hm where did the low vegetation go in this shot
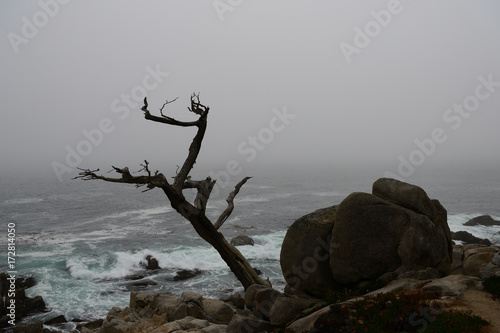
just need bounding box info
[311,291,489,333]
[483,275,500,297]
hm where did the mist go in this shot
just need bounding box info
[1,1,500,182]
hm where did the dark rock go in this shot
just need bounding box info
[280,206,338,299]
[76,318,104,331]
[397,267,443,280]
[141,255,160,270]
[230,235,254,246]
[227,314,274,333]
[451,231,491,246]
[202,298,235,324]
[173,269,202,281]
[373,177,437,218]
[44,315,67,325]
[244,284,267,311]
[269,295,325,327]
[125,280,158,290]
[13,320,43,333]
[253,287,284,319]
[124,274,146,281]
[181,291,203,308]
[0,273,47,328]
[464,215,500,227]
[330,179,452,285]
[373,178,452,254]
[223,293,245,310]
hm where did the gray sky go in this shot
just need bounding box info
[1,1,500,181]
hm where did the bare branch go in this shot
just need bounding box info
[73,166,168,190]
[214,177,252,230]
[183,177,216,212]
[188,92,208,116]
[159,97,179,118]
[141,96,200,127]
[172,94,209,191]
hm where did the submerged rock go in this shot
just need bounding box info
[173,269,202,281]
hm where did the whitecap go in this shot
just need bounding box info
[238,196,271,203]
[3,197,44,205]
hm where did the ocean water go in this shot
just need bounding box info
[1,166,499,329]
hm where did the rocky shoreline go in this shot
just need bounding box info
[2,178,500,332]
[5,241,499,333]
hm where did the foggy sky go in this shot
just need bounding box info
[1,1,500,181]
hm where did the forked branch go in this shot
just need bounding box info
[214,177,252,230]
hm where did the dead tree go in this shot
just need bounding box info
[75,94,270,290]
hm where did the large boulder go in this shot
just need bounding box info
[280,206,338,299]
[330,178,452,284]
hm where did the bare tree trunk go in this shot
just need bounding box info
[75,94,269,290]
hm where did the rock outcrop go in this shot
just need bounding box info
[280,206,338,299]
[140,255,160,270]
[331,180,452,284]
[452,230,492,245]
[281,178,453,297]
[0,274,47,328]
[464,214,500,226]
[80,291,237,333]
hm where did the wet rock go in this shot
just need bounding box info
[223,293,245,310]
[141,255,160,270]
[173,269,201,281]
[230,235,254,246]
[76,318,103,331]
[464,215,500,227]
[13,320,43,333]
[44,315,67,325]
[451,231,491,246]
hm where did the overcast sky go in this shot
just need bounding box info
[1,1,499,182]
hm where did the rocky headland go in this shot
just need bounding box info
[3,178,500,332]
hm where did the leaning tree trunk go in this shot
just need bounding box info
[76,94,269,290]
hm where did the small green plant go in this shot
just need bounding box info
[483,275,500,297]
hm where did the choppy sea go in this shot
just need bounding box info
[1,166,499,330]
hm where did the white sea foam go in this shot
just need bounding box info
[3,197,44,205]
[448,213,500,244]
[238,196,271,203]
[92,206,173,223]
[238,232,285,261]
